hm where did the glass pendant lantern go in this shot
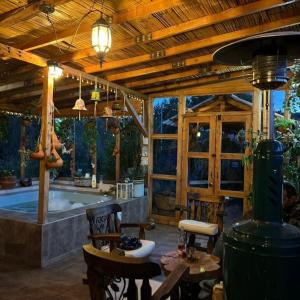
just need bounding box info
[91,15,112,67]
[48,60,63,79]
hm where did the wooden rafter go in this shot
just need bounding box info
[56,0,293,64]
[140,70,246,94]
[85,14,300,74]
[19,0,185,51]
[107,54,213,81]
[0,0,71,27]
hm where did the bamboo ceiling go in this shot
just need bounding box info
[0,0,300,114]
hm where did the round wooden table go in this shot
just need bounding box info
[161,250,221,299]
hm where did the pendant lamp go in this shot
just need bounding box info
[72,74,87,120]
[91,15,112,67]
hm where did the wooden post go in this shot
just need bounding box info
[19,121,27,179]
[38,67,54,224]
[176,94,185,221]
[284,87,291,120]
[115,131,121,182]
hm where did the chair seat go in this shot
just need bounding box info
[179,220,218,236]
[125,239,155,258]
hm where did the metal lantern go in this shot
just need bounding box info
[47,60,63,79]
[72,74,87,120]
[91,16,112,66]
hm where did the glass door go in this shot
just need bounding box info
[215,114,251,197]
[182,116,216,197]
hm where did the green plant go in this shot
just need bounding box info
[276,120,300,193]
[241,129,263,167]
[127,165,147,180]
[0,114,9,142]
[0,169,15,177]
[274,118,296,131]
[287,61,300,113]
[83,119,98,155]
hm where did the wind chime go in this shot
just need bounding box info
[101,82,113,118]
[90,77,100,117]
[72,74,87,120]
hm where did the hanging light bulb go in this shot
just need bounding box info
[72,74,87,120]
[91,14,112,67]
[47,60,63,79]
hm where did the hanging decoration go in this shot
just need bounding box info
[121,90,128,113]
[72,74,87,120]
[90,77,101,118]
[101,82,113,118]
[112,89,122,112]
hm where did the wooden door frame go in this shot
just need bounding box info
[181,111,252,209]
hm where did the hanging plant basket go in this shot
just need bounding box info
[46,148,63,169]
[52,131,62,150]
[31,143,45,160]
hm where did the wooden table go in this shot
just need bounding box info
[161,250,221,299]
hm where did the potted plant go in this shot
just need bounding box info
[0,169,16,189]
[275,118,296,133]
[127,165,146,197]
[73,169,92,187]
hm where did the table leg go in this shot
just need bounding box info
[180,281,200,299]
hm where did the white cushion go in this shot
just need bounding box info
[178,220,218,236]
[125,239,155,258]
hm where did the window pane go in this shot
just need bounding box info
[188,158,209,188]
[220,160,244,191]
[152,180,176,216]
[153,140,177,175]
[153,98,178,134]
[221,122,245,153]
[189,123,210,152]
[186,95,213,110]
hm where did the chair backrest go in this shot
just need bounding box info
[86,203,122,249]
[176,193,224,232]
[188,194,224,231]
[83,244,189,300]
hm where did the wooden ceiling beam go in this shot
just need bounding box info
[0,0,71,27]
[0,43,47,67]
[0,42,147,100]
[107,54,213,81]
[56,0,294,63]
[140,70,246,94]
[20,0,185,51]
[85,14,300,74]
[124,65,241,89]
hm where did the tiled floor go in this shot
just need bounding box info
[0,224,178,300]
[0,200,243,300]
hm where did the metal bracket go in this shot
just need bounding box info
[172,60,186,69]
[150,50,165,59]
[136,33,152,43]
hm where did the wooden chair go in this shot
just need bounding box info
[83,244,189,300]
[176,195,224,253]
[86,203,155,257]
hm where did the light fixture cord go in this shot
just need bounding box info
[79,74,82,98]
